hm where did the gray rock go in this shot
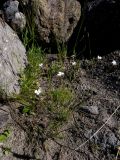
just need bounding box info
[98,131,118,150]
[0,148,3,158]
[0,18,27,96]
[101,111,116,128]
[80,105,99,115]
[11,12,26,31]
[3,0,26,31]
[3,0,19,21]
[84,129,93,138]
[0,104,10,127]
[107,132,117,146]
[22,0,81,45]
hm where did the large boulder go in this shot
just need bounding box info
[0,18,27,96]
[21,0,81,45]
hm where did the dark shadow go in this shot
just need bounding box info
[68,0,120,58]
[12,152,36,160]
[67,0,89,58]
[0,0,5,9]
[86,0,120,57]
[1,146,37,160]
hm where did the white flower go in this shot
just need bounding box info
[39,63,43,68]
[57,71,64,77]
[71,61,77,66]
[34,87,42,95]
[34,90,39,95]
[97,55,102,60]
[112,60,117,66]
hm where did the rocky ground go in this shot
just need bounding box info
[0,50,120,160]
[0,1,120,159]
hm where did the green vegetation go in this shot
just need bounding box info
[9,37,81,143]
[0,130,11,142]
[51,87,73,105]
[14,46,45,110]
[47,61,64,80]
[2,147,11,156]
[9,9,80,144]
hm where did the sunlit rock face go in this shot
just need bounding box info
[0,19,27,96]
[21,0,81,46]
